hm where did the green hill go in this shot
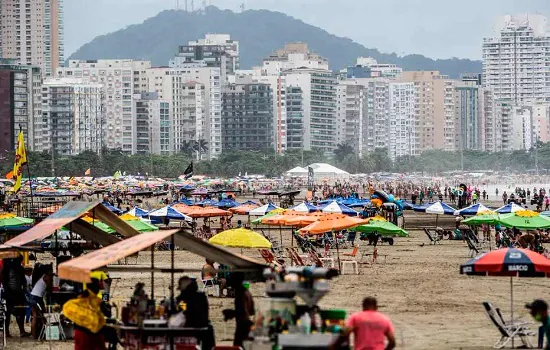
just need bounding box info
[69,6,481,77]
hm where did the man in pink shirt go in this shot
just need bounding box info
[342,297,396,350]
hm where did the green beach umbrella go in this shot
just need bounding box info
[498,210,550,230]
[126,219,159,232]
[352,219,408,237]
[462,212,500,226]
[0,213,33,228]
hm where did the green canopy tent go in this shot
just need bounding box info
[351,220,408,237]
[0,215,34,228]
[462,213,501,226]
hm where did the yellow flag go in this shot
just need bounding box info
[12,131,27,193]
[84,168,91,176]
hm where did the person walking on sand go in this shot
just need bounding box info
[333,296,396,350]
[526,299,550,349]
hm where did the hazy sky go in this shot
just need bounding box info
[64,0,549,60]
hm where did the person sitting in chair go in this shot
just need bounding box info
[201,259,226,297]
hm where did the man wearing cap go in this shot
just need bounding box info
[526,299,550,349]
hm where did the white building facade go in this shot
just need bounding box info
[388,82,416,160]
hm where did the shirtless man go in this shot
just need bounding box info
[201,259,226,297]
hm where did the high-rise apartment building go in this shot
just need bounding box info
[355,57,403,79]
[221,82,274,151]
[388,82,417,159]
[482,88,497,152]
[133,92,171,155]
[262,43,329,75]
[454,78,483,151]
[285,86,304,151]
[170,34,239,84]
[0,59,41,154]
[0,0,63,77]
[360,78,390,151]
[284,68,337,152]
[398,71,447,153]
[145,66,221,158]
[482,15,550,105]
[56,59,152,152]
[496,99,514,152]
[336,82,364,157]
[41,78,104,156]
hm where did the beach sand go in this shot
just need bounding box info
[5,209,547,349]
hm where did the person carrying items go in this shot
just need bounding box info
[2,256,31,337]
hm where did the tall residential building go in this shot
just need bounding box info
[496,99,514,151]
[0,0,63,76]
[172,82,206,157]
[482,15,550,105]
[454,78,483,151]
[443,79,457,151]
[0,59,41,154]
[221,82,274,151]
[482,88,497,152]
[336,82,364,156]
[361,78,390,151]
[284,68,337,152]
[285,85,304,150]
[145,66,221,158]
[262,43,329,75]
[41,78,104,156]
[56,59,152,152]
[532,104,550,143]
[355,57,403,78]
[398,71,447,153]
[388,82,417,159]
[170,34,239,83]
[510,106,533,150]
[133,92,171,155]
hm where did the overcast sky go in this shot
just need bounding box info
[64,0,549,60]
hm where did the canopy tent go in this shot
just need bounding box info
[454,203,492,216]
[260,211,304,226]
[462,212,500,226]
[119,213,159,232]
[249,203,281,216]
[251,208,286,225]
[0,213,34,228]
[495,203,524,214]
[209,228,272,249]
[127,207,149,217]
[307,163,350,180]
[319,201,358,216]
[185,206,232,218]
[299,214,368,235]
[497,210,550,230]
[285,166,308,177]
[79,216,115,234]
[101,201,123,215]
[148,206,192,221]
[229,204,259,215]
[341,198,371,208]
[217,198,240,208]
[416,202,456,215]
[352,218,408,237]
[289,202,319,213]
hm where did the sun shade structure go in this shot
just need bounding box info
[497,210,550,230]
[319,201,358,216]
[495,203,524,214]
[79,216,115,234]
[209,228,272,248]
[119,213,159,232]
[249,203,282,216]
[282,212,328,227]
[453,203,492,216]
[148,205,192,221]
[299,214,368,235]
[289,202,319,213]
[0,213,33,228]
[185,206,232,218]
[352,218,408,237]
[127,207,149,217]
[229,204,259,215]
[462,212,500,226]
[415,201,456,215]
[251,208,286,225]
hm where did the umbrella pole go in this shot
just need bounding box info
[291,227,294,248]
[335,231,341,274]
[170,234,175,311]
[511,276,514,348]
[435,215,439,228]
[279,225,283,248]
[151,244,155,300]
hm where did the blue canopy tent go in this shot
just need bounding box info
[319,201,358,216]
[148,205,192,226]
[101,201,123,215]
[217,198,240,208]
[290,202,319,213]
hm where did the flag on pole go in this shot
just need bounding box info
[183,162,193,180]
[5,170,13,180]
[84,168,91,176]
[12,131,27,193]
[113,170,122,179]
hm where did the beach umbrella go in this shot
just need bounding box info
[148,205,192,221]
[217,198,240,208]
[249,203,281,216]
[185,206,232,218]
[497,210,550,230]
[119,213,159,232]
[289,202,319,213]
[0,213,34,228]
[319,201,358,216]
[251,208,286,224]
[299,214,368,235]
[127,206,149,217]
[241,200,259,206]
[79,216,115,234]
[460,247,550,343]
[351,218,408,237]
[453,203,492,216]
[462,212,500,226]
[495,203,523,214]
[344,199,372,208]
[209,228,272,249]
[421,202,456,215]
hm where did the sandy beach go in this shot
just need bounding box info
[4,202,548,349]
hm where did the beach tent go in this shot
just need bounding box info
[415,202,456,215]
[454,203,492,216]
[290,202,319,213]
[249,203,281,216]
[217,198,240,208]
[462,212,500,226]
[319,201,358,216]
[495,203,523,214]
[497,210,550,230]
[299,214,368,235]
[352,218,408,237]
[101,201,123,215]
[148,206,192,221]
[307,163,350,180]
[341,198,371,208]
[285,166,308,177]
[127,207,149,217]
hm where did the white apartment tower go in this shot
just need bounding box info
[0,0,64,76]
[133,92,171,155]
[336,82,364,157]
[482,15,550,105]
[388,82,417,160]
[56,59,152,153]
[41,78,104,156]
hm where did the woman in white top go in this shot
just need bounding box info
[30,272,52,338]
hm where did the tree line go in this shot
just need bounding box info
[0,145,547,179]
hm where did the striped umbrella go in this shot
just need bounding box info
[453,203,492,216]
[319,201,358,216]
[148,206,192,221]
[289,202,319,213]
[249,203,281,216]
[495,203,524,214]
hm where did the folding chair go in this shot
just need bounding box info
[423,228,440,245]
[465,236,480,258]
[482,302,535,349]
[37,304,66,341]
[198,279,220,297]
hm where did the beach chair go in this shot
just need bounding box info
[37,304,66,341]
[344,231,357,248]
[285,248,305,266]
[198,278,220,297]
[482,302,535,349]
[465,235,480,258]
[423,228,440,245]
[308,250,325,268]
[259,249,284,267]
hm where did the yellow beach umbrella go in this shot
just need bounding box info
[209,228,272,248]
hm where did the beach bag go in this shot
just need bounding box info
[63,294,106,334]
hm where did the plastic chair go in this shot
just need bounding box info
[199,279,220,297]
[37,304,66,341]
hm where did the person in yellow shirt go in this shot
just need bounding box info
[83,271,110,301]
